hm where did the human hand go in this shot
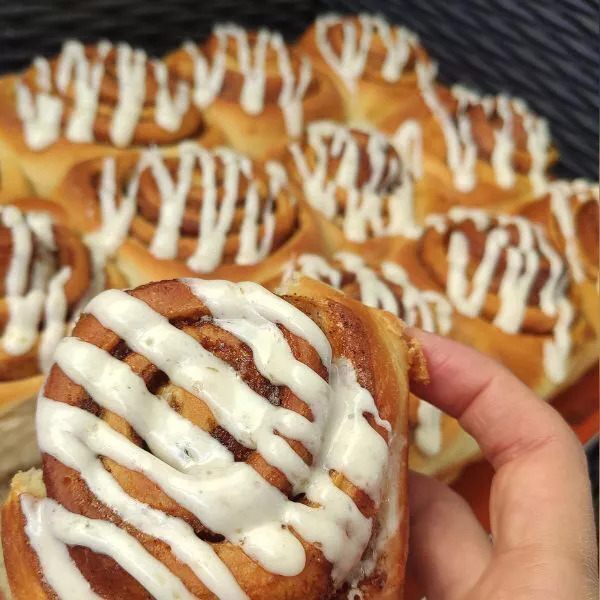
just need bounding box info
[407,330,598,600]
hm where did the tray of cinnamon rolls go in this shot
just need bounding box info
[0,9,597,600]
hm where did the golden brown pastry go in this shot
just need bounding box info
[281,121,420,256]
[519,179,599,335]
[0,198,125,485]
[2,276,424,599]
[52,143,326,287]
[276,251,476,480]
[297,14,430,127]
[387,207,598,400]
[0,40,223,196]
[0,145,29,202]
[164,24,343,160]
[381,71,558,219]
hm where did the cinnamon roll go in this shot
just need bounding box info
[298,14,431,127]
[283,121,421,254]
[165,24,343,160]
[0,40,223,196]
[0,198,125,485]
[388,207,598,400]
[519,179,599,334]
[278,251,479,480]
[382,67,557,217]
[1,276,424,599]
[53,143,326,287]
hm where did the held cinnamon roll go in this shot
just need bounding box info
[278,252,477,480]
[165,24,343,160]
[0,40,223,196]
[52,143,326,287]
[519,179,599,333]
[382,66,557,217]
[297,14,430,127]
[282,121,421,254]
[388,207,598,400]
[1,276,424,599]
[0,198,125,485]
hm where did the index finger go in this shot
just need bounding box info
[410,329,596,564]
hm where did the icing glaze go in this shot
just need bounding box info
[1,206,71,370]
[17,40,191,150]
[314,14,422,92]
[547,179,599,283]
[185,25,312,136]
[438,208,573,383]
[26,279,398,597]
[86,143,289,274]
[288,251,452,456]
[289,121,421,242]
[415,64,551,194]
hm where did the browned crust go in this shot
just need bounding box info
[2,276,413,599]
[0,75,224,197]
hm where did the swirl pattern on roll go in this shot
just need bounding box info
[70,144,300,277]
[16,40,204,150]
[421,208,575,382]
[4,277,414,599]
[520,179,599,283]
[285,121,422,242]
[310,14,427,92]
[285,251,452,457]
[414,64,552,194]
[0,202,92,379]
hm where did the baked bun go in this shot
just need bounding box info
[297,14,430,127]
[382,68,558,218]
[165,24,344,160]
[0,198,125,485]
[388,207,598,400]
[2,276,424,599]
[0,40,223,196]
[519,179,599,334]
[52,143,327,287]
[282,121,421,256]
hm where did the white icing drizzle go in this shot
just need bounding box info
[88,144,285,274]
[290,250,448,457]
[1,206,71,369]
[416,64,551,193]
[289,121,420,242]
[440,208,573,383]
[314,14,422,91]
[21,495,197,600]
[185,25,312,136]
[25,280,397,596]
[16,40,190,150]
[548,179,599,283]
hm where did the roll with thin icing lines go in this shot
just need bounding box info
[52,143,327,288]
[165,24,344,161]
[381,70,559,219]
[297,14,431,128]
[0,197,126,486]
[386,207,598,401]
[1,276,425,599]
[0,40,224,196]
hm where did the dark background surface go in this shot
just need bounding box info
[0,0,597,178]
[0,0,597,497]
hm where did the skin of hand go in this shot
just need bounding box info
[407,330,598,600]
